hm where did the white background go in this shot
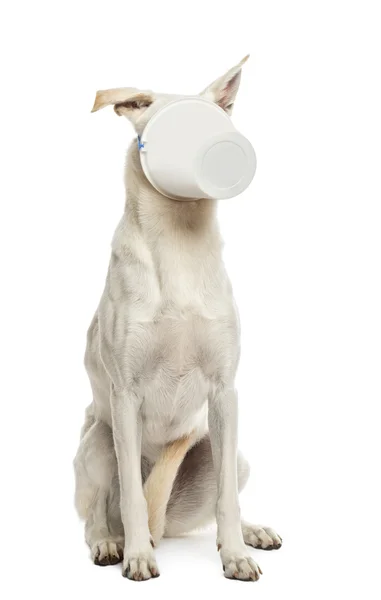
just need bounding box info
[1,1,380,598]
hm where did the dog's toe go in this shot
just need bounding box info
[220,547,262,581]
[92,540,124,566]
[122,551,160,581]
[242,523,282,550]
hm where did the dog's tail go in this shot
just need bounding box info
[143,435,193,545]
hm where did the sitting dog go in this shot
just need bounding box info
[74,56,282,582]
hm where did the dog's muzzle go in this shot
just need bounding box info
[137,97,257,201]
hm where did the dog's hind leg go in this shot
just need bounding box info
[164,436,282,550]
[164,435,249,537]
[74,418,124,565]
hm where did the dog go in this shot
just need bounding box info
[74,56,282,582]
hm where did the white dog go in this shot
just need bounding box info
[74,56,282,582]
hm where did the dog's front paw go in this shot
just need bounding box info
[122,550,160,581]
[219,547,262,581]
[242,523,282,550]
[92,538,124,566]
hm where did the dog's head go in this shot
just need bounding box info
[91,56,249,135]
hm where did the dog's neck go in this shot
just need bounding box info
[119,143,224,267]
[124,143,220,243]
[111,143,230,317]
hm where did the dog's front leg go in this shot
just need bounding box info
[208,387,262,581]
[111,389,159,580]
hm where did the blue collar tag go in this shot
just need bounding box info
[137,135,144,150]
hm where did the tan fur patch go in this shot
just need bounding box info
[91,88,153,113]
[144,435,194,544]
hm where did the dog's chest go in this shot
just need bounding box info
[107,222,240,453]
[126,313,238,450]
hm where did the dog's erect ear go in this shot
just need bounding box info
[91,87,154,125]
[200,55,249,115]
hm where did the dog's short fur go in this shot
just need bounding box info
[74,57,281,581]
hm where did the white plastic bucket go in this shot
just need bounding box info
[138,97,256,201]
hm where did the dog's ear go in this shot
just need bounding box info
[91,87,154,125]
[200,55,249,115]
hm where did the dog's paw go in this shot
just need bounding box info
[220,547,262,581]
[242,523,282,550]
[122,550,160,581]
[92,539,124,566]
